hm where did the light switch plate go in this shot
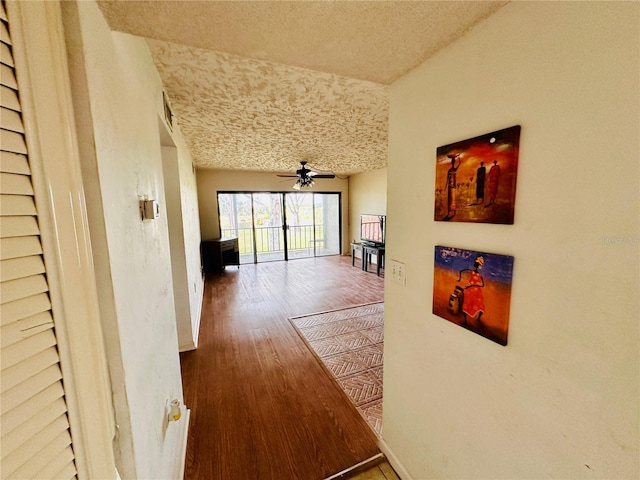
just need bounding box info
[389,260,406,285]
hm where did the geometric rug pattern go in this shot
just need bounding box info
[290,302,384,436]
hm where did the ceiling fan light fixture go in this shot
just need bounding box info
[279,161,334,189]
[293,175,315,189]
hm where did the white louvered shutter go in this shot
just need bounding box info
[0,2,77,479]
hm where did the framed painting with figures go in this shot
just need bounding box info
[433,246,514,346]
[434,125,521,224]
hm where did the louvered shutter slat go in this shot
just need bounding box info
[0,236,42,260]
[1,255,46,281]
[0,193,36,216]
[0,336,57,394]
[1,328,57,372]
[34,444,76,480]
[0,62,15,89]
[1,151,30,174]
[1,105,22,132]
[0,273,48,304]
[2,343,58,392]
[0,382,64,434]
[0,42,12,67]
[53,462,78,480]
[0,19,9,45]
[1,396,67,458]
[1,364,62,415]
[0,128,27,153]
[1,310,53,349]
[0,85,19,111]
[0,216,40,238]
[1,292,51,326]
[1,416,71,477]
[1,171,32,194]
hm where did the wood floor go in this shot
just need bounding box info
[181,255,385,480]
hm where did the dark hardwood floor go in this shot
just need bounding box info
[181,255,385,480]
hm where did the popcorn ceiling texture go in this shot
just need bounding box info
[147,39,388,175]
[98,1,506,174]
[98,1,505,85]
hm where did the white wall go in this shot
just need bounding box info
[197,169,350,253]
[62,1,191,478]
[161,127,204,352]
[348,167,387,245]
[384,2,639,479]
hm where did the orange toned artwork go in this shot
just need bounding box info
[435,125,521,224]
[433,246,514,346]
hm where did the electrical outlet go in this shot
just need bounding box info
[389,260,406,285]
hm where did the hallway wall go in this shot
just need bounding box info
[62,1,194,477]
[384,2,639,479]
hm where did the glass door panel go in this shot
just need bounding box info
[284,193,315,260]
[313,193,341,256]
[218,193,254,264]
[252,193,285,262]
[218,192,341,264]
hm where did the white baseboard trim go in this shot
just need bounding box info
[177,408,190,480]
[377,436,413,480]
[179,340,196,352]
[191,289,203,349]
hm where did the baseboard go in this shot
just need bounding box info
[377,437,413,480]
[190,289,203,350]
[177,408,190,480]
[179,339,196,352]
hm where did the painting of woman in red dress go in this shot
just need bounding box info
[457,256,485,323]
[432,246,514,346]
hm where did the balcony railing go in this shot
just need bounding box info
[221,225,327,263]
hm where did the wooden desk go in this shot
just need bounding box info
[362,244,385,276]
[202,237,239,274]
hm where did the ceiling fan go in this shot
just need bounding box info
[277,161,335,190]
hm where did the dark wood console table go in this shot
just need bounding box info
[362,244,385,276]
[352,242,385,276]
[350,242,362,267]
[202,237,239,274]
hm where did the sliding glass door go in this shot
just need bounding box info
[218,193,254,263]
[218,192,341,264]
[252,193,285,262]
[314,193,340,256]
[284,193,314,259]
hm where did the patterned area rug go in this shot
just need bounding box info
[290,302,384,436]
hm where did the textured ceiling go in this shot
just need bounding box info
[97,1,506,175]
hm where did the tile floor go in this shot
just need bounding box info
[291,302,384,436]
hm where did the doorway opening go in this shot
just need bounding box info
[217,192,341,264]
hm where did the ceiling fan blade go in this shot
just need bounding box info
[276,174,298,177]
[312,174,335,179]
